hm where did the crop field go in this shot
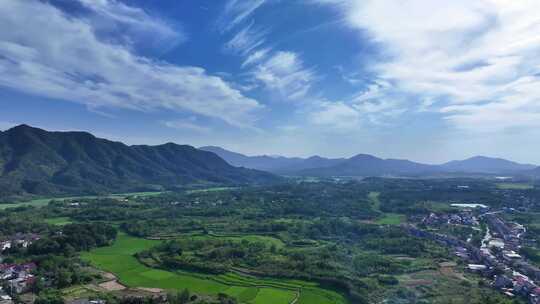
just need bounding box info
[82,234,347,304]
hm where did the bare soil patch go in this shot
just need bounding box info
[99,280,126,291]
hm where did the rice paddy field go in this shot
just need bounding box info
[81,234,347,304]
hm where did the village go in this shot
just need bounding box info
[415,205,540,304]
[0,234,41,304]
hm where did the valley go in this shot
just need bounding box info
[2,178,538,304]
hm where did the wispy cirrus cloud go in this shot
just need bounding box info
[242,48,271,68]
[218,0,267,32]
[0,0,261,128]
[316,0,540,132]
[224,22,268,56]
[252,51,316,100]
[67,0,186,53]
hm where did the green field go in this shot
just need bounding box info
[496,183,534,190]
[368,192,406,225]
[82,234,347,304]
[45,217,73,226]
[202,233,286,249]
[0,191,165,210]
[375,213,406,225]
[186,187,236,194]
[368,191,381,211]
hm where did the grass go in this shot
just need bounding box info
[201,233,286,249]
[251,288,296,304]
[186,187,236,194]
[45,217,73,226]
[368,192,406,225]
[375,214,406,225]
[368,191,381,211]
[496,183,534,190]
[82,234,347,304]
[0,191,165,210]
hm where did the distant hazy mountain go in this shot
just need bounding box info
[200,146,536,177]
[0,125,278,199]
[441,156,536,174]
[298,154,439,177]
[199,146,344,173]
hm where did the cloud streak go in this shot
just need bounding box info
[225,22,268,56]
[219,0,267,32]
[161,118,211,134]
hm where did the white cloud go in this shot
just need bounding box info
[242,48,271,68]
[253,51,315,100]
[0,0,262,128]
[317,0,540,132]
[219,0,267,32]
[75,0,186,53]
[350,81,406,124]
[225,23,267,56]
[309,101,361,131]
[161,118,211,133]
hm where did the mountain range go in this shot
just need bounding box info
[0,125,277,200]
[200,146,345,173]
[200,146,538,177]
[1,125,537,200]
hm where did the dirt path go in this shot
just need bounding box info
[289,291,300,304]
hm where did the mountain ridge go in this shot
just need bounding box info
[0,125,278,200]
[201,146,537,177]
[199,146,345,173]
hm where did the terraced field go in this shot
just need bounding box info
[81,234,346,304]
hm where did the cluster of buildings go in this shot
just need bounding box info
[0,233,41,303]
[0,263,37,296]
[460,214,540,303]
[0,233,40,252]
[410,207,540,304]
[422,211,479,227]
[0,287,12,304]
[492,272,540,303]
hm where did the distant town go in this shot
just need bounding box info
[415,203,540,303]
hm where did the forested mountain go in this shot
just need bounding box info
[0,125,278,199]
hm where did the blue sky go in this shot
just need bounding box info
[1,0,540,164]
